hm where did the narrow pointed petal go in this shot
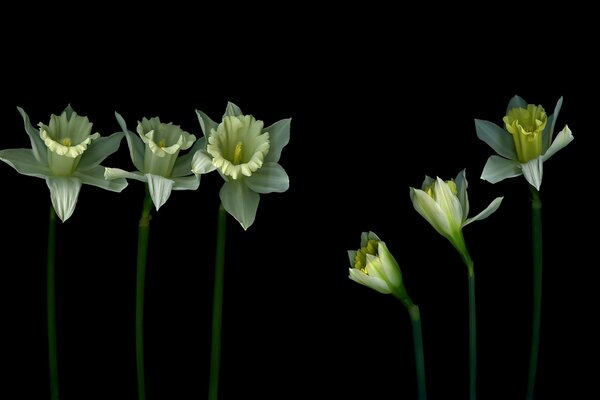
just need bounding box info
[190,149,217,176]
[347,250,357,266]
[542,125,573,162]
[0,149,50,179]
[196,109,219,138]
[474,119,517,160]
[348,268,391,294]
[463,197,504,227]
[366,232,381,242]
[172,174,200,191]
[506,95,527,113]
[46,176,82,222]
[75,166,127,192]
[481,155,522,184]
[224,102,243,117]
[264,118,291,163]
[522,157,543,190]
[434,177,463,226]
[543,97,564,152]
[172,137,206,178]
[77,132,125,171]
[455,169,469,218]
[245,163,289,193]
[115,112,145,172]
[146,174,175,210]
[17,107,48,164]
[377,242,402,288]
[421,175,434,190]
[220,180,260,230]
[410,187,452,238]
[104,168,147,183]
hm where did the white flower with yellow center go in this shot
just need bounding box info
[475,95,573,190]
[0,106,127,222]
[410,169,503,255]
[347,232,411,303]
[192,102,291,229]
[104,113,203,210]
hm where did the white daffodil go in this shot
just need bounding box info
[348,232,410,302]
[0,106,127,222]
[475,95,574,190]
[192,102,291,230]
[105,113,204,210]
[410,169,503,255]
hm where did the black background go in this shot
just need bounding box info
[1,7,598,400]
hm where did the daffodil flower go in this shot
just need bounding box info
[347,231,411,302]
[410,169,503,257]
[475,95,574,190]
[105,113,205,210]
[192,102,291,229]
[0,106,127,221]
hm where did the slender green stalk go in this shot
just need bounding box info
[467,263,476,400]
[47,205,58,400]
[209,204,227,400]
[408,304,426,400]
[527,186,542,400]
[136,188,153,400]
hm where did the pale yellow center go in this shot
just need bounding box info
[353,239,379,273]
[233,142,243,165]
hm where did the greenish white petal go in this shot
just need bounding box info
[224,102,243,117]
[455,169,469,218]
[542,125,573,162]
[434,178,463,227]
[347,250,357,266]
[191,150,217,176]
[543,97,563,152]
[104,168,147,183]
[410,187,452,239]
[506,95,527,113]
[481,155,522,184]
[220,180,260,230]
[146,173,175,210]
[171,137,206,178]
[196,109,219,139]
[264,118,291,163]
[77,132,125,171]
[377,242,402,288]
[46,176,82,222]
[17,107,47,164]
[172,174,200,191]
[474,119,517,160]
[348,268,391,294]
[244,162,289,193]
[0,149,50,179]
[463,197,503,227]
[115,112,145,172]
[75,166,128,192]
[521,157,543,190]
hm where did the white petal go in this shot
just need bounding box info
[264,118,291,163]
[542,97,564,152]
[195,109,219,138]
[421,175,434,190]
[0,149,50,179]
[190,149,217,175]
[146,174,175,211]
[366,231,381,242]
[463,197,504,227]
[77,132,125,171]
[521,157,543,191]
[377,242,402,289]
[474,119,517,160]
[481,155,522,184]
[74,166,128,192]
[224,102,243,117]
[455,168,469,219]
[506,95,527,113]
[46,177,82,222]
[542,125,573,162]
[172,174,200,191]
[348,268,391,294]
[171,137,207,178]
[245,163,289,193]
[220,180,260,230]
[410,187,452,239]
[434,177,463,226]
[17,107,48,164]
[104,168,147,183]
[347,250,357,267]
[115,112,145,172]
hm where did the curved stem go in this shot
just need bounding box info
[209,204,227,400]
[136,188,153,400]
[527,186,542,400]
[47,205,58,400]
[408,304,427,400]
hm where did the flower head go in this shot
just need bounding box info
[192,102,291,229]
[104,113,203,210]
[410,169,503,256]
[348,232,411,304]
[475,95,573,190]
[0,106,127,222]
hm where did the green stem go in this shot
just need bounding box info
[527,186,542,400]
[209,204,227,400]
[459,245,476,400]
[136,188,153,400]
[47,205,58,400]
[408,304,427,400]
